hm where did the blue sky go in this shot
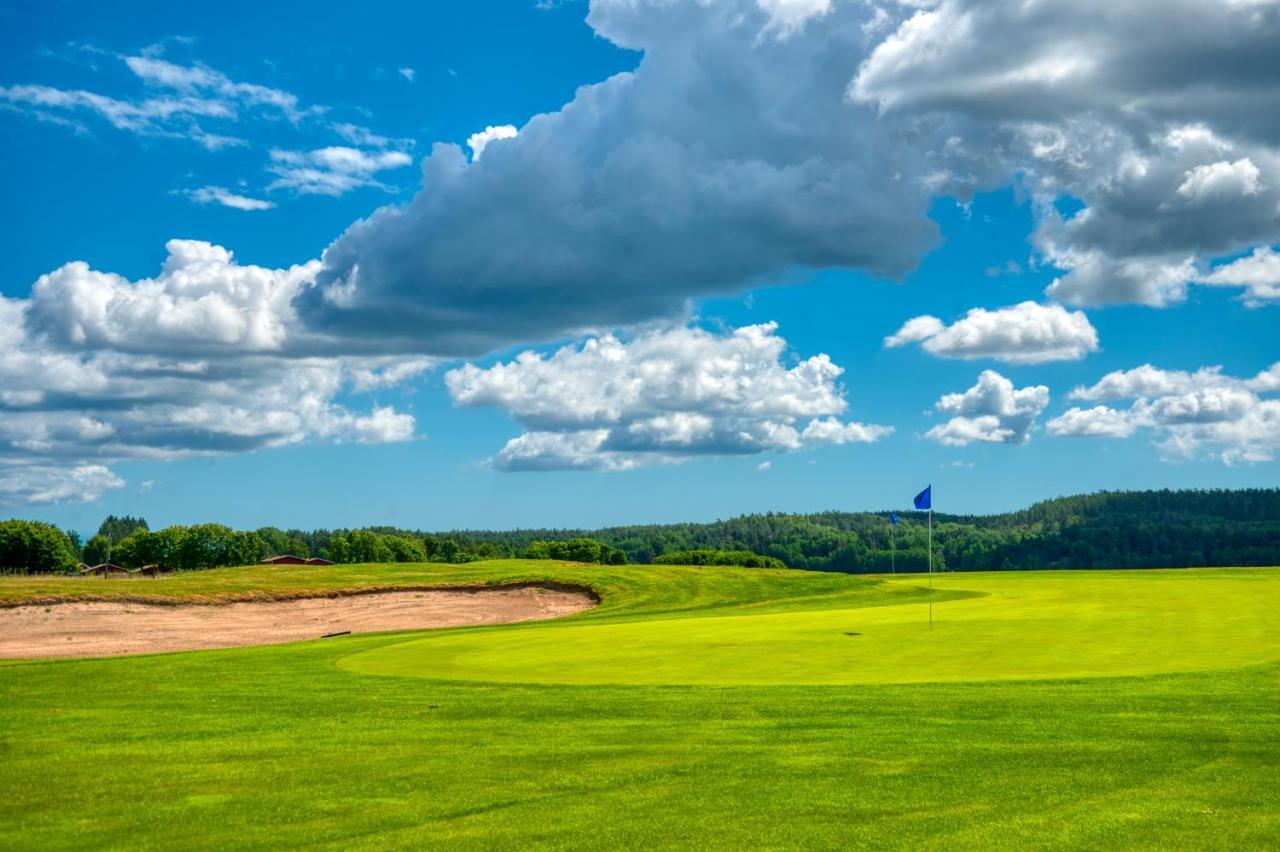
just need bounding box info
[2,0,1278,535]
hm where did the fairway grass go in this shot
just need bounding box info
[1,563,1278,849]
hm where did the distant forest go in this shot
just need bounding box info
[437,489,1280,573]
[2,489,1279,574]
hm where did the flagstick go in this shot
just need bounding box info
[927,507,933,631]
[890,521,895,574]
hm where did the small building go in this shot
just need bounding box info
[305,557,336,566]
[81,563,128,577]
[139,564,172,577]
[260,554,308,565]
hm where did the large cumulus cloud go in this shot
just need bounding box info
[854,0,1280,308]
[0,245,424,505]
[297,0,940,355]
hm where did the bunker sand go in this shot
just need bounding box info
[0,586,595,658]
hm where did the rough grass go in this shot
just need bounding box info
[1,562,1277,849]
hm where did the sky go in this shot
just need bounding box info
[1,0,1278,536]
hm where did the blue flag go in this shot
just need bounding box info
[890,512,899,525]
[913,485,932,511]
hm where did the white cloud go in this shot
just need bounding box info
[1070,364,1232,401]
[885,301,1099,363]
[1176,158,1263,201]
[756,0,832,37]
[852,0,1280,309]
[0,464,124,505]
[267,146,413,196]
[925,370,1049,446]
[1046,405,1137,438]
[756,460,773,471]
[445,322,889,470]
[352,405,416,444]
[1051,360,1280,463]
[466,124,518,160]
[1200,247,1280,306]
[801,417,893,445]
[301,2,942,355]
[0,246,424,506]
[1042,247,1198,308]
[183,185,276,211]
[0,52,318,150]
[27,239,316,353]
[883,315,944,348]
[398,67,416,82]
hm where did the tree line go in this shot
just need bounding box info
[2,489,1278,574]
[440,488,1280,572]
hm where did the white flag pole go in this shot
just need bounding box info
[927,506,933,631]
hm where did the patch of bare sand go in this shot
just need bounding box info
[0,586,595,658]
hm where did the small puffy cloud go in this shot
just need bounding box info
[925,370,1049,446]
[445,322,889,470]
[1052,360,1280,463]
[0,464,125,506]
[465,124,518,160]
[1070,364,1230,402]
[885,301,1098,363]
[1176,158,1263,201]
[1046,405,1137,438]
[398,67,416,82]
[183,185,276,211]
[801,417,893,445]
[883,315,944,348]
[267,146,413,196]
[1042,247,1198,308]
[352,405,416,444]
[1199,247,1280,306]
[756,460,773,471]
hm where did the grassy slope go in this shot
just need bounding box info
[1,562,1278,849]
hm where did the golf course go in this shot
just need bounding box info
[2,562,1278,848]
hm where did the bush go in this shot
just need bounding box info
[652,549,786,569]
[522,538,627,565]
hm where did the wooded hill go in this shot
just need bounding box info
[439,489,1280,573]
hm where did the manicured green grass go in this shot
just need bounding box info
[1,563,1278,849]
[343,569,1280,685]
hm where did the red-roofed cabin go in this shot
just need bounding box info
[81,563,128,577]
[260,555,308,565]
[305,557,336,566]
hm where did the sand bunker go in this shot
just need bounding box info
[0,585,595,659]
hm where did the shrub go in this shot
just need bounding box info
[652,549,786,569]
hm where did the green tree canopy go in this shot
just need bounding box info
[0,520,79,573]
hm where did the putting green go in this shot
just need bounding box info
[338,569,1280,685]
